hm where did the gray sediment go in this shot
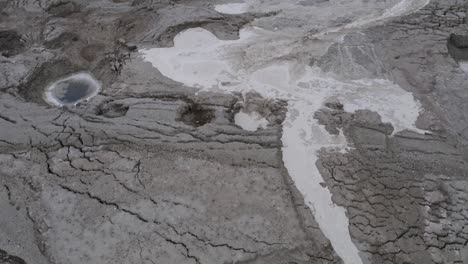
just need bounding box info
[0,0,467,264]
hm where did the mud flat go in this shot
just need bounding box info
[141,11,425,263]
[1,0,468,264]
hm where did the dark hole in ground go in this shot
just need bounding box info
[0,249,27,264]
[178,102,215,127]
[0,30,25,57]
[447,34,468,61]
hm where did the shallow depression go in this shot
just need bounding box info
[44,72,101,107]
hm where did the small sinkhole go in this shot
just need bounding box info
[447,34,468,73]
[44,72,101,107]
[178,102,214,127]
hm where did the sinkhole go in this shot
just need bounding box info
[447,34,468,73]
[44,72,101,107]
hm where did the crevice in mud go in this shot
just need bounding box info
[0,249,27,264]
[166,224,259,254]
[3,184,12,203]
[58,184,150,223]
[177,101,214,127]
[0,113,17,124]
[57,183,204,263]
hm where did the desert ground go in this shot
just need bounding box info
[1,0,468,263]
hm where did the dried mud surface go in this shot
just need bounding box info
[0,0,468,264]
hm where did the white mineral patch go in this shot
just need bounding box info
[214,2,249,14]
[460,61,468,73]
[141,2,426,262]
[335,0,431,32]
[234,111,269,131]
[44,72,101,107]
[141,28,257,89]
[382,0,431,19]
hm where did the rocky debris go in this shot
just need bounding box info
[117,38,138,52]
[97,100,130,118]
[324,100,344,111]
[315,104,394,138]
[106,48,131,74]
[105,39,139,74]
[314,101,350,135]
[233,92,288,126]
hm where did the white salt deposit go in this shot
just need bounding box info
[215,2,249,14]
[381,0,430,19]
[320,0,431,36]
[141,2,427,262]
[141,28,255,89]
[234,111,269,131]
[460,61,468,73]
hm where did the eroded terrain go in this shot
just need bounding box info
[1,0,468,264]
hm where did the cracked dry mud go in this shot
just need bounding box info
[1,0,468,264]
